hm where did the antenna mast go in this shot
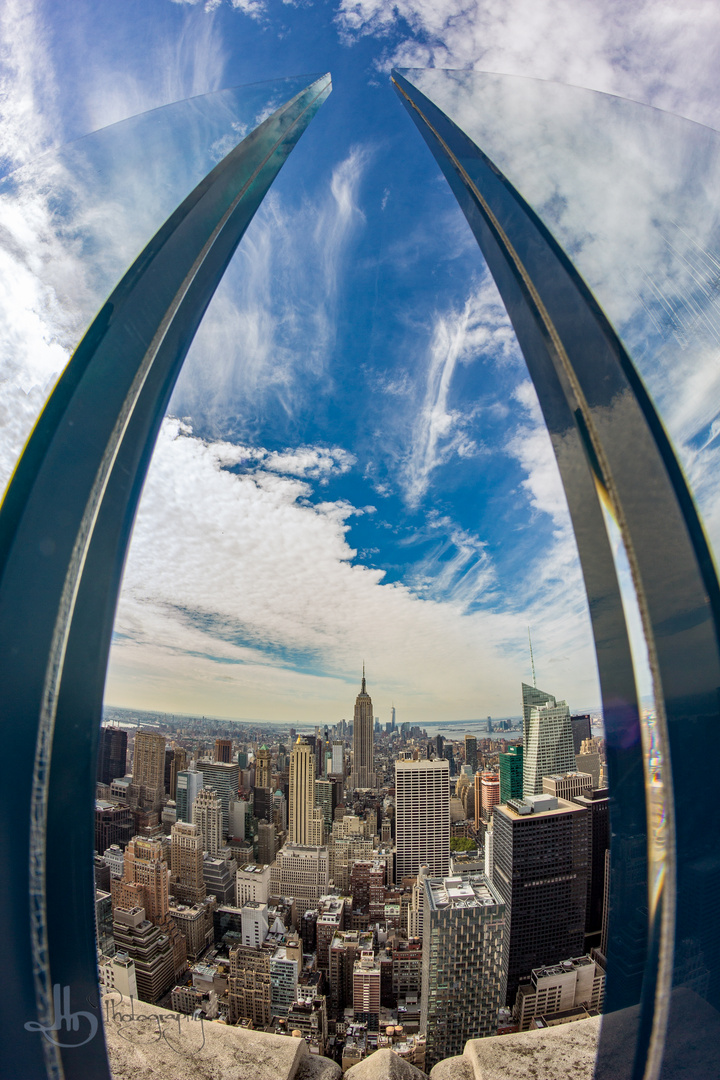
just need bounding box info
[528,626,537,688]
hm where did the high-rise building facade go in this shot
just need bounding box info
[95,801,133,852]
[228,945,272,1027]
[522,684,576,796]
[513,954,605,1030]
[464,735,478,772]
[255,745,271,788]
[480,772,501,822]
[572,788,611,944]
[170,821,206,905]
[289,738,324,846]
[542,772,593,801]
[128,729,166,812]
[169,747,188,801]
[269,843,329,917]
[420,872,506,1068]
[196,760,239,836]
[349,668,375,789]
[570,715,592,755]
[499,745,523,804]
[331,741,344,776]
[215,738,232,763]
[493,794,589,1005]
[353,950,381,1030]
[192,788,223,855]
[395,759,450,884]
[112,906,175,1003]
[114,836,170,925]
[175,766,203,823]
[257,819,276,864]
[97,727,128,786]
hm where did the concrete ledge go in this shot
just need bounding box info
[344,1048,429,1080]
[462,1016,601,1080]
[295,1053,342,1080]
[104,996,311,1080]
[428,1055,474,1080]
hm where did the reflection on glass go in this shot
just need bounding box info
[395,69,720,573]
[0,76,317,493]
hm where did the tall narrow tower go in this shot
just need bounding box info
[128,729,166,812]
[289,738,324,845]
[350,666,375,789]
[192,788,223,855]
[395,759,450,883]
[255,745,271,788]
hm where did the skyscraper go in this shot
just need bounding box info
[395,759,450,883]
[255,745,271,788]
[289,738,324,845]
[349,666,375,789]
[480,772,501,822]
[215,738,232,763]
[499,745,524,803]
[269,844,330,916]
[196,760,240,836]
[170,820,206,905]
[169,747,187,802]
[464,734,478,772]
[192,788,223,855]
[570,714,592,755]
[113,836,170,925]
[493,794,589,1005]
[96,726,128,786]
[175,765,203,823]
[420,872,506,1067]
[572,787,611,945]
[522,683,575,796]
[127,729,166,813]
[542,772,594,801]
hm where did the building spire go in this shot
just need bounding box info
[528,626,537,688]
[362,661,366,693]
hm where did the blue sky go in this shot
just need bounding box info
[1,0,719,724]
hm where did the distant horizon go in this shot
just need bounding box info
[102,700,609,732]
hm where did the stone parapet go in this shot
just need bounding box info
[103,992,603,1080]
[433,1016,600,1080]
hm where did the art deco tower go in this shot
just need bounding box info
[288,738,324,845]
[349,666,375,789]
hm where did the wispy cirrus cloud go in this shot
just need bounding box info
[402,272,521,507]
[171,146,370,433]
[0,0,60,173]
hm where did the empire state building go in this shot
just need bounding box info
[349,665,375,790]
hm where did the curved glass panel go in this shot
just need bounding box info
[0,75,330,1080]
[395,69,720,570]
[0,75,323,497]
[394,68,720,1080]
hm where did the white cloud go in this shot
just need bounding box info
[0,0,60,173]
[402,273,522,506]
[170,148,370,429]
[106,416,600,720]
[336,0,720,127]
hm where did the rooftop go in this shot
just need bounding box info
[425,872,503,913]
[499,796,585,819]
